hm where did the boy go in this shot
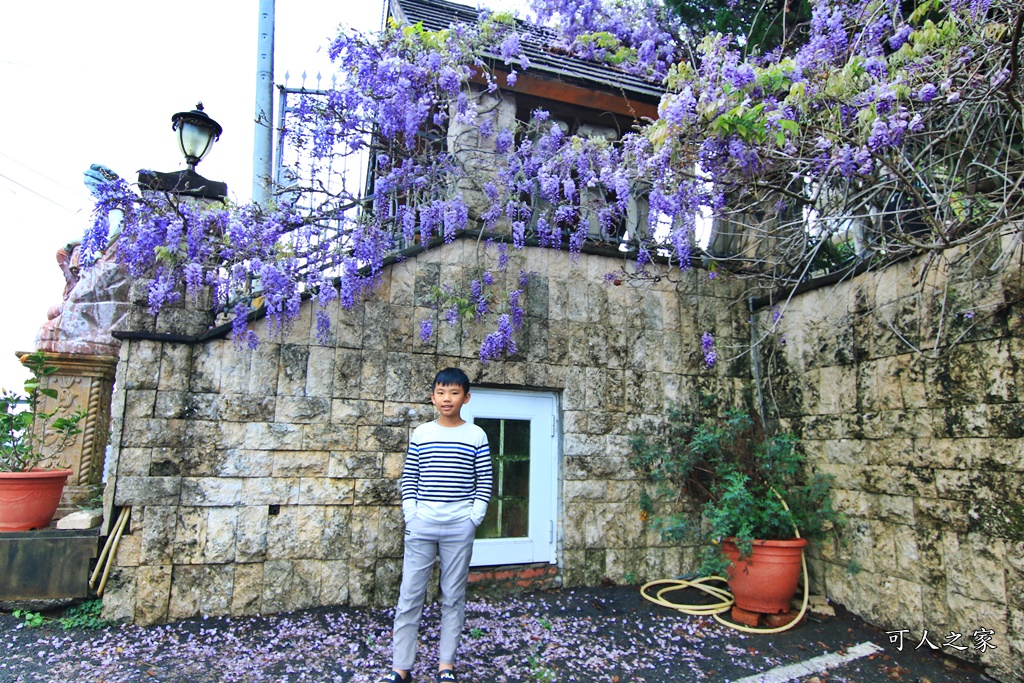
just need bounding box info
[378,368,493,683]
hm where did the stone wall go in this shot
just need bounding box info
[761,238,1024,683]
[101,240,745,626]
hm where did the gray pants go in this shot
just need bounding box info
[392,516,476,670]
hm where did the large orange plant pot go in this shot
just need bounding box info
[722,537,808,613]
[0,468,72,532]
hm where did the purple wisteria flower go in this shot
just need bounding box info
[479,314,517,361]
[701,332,717,369]
[82,0,1020,365]
[444,305,459,326]
[419,319,433,342]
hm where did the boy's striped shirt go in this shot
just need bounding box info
[402,421,492,523]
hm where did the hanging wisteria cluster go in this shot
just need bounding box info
[83,0,1023,361]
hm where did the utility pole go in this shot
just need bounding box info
[253,0,275,205]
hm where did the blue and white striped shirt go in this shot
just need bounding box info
[402,420,492,524]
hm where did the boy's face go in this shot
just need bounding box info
[430,382,470,420]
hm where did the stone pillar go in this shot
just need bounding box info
[19,351,118,512]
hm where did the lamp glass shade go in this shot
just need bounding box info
[177,120,216,163]
[171,104,223,169]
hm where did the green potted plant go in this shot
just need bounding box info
[631,405,843,614]
[0,351,85,531]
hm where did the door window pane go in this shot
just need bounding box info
[474,417,530,539]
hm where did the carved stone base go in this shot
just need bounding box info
[17,351,118,511]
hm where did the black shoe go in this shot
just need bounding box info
[376,672,411,683]
[438,671,456,682]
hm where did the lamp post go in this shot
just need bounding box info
[138,102,228,201]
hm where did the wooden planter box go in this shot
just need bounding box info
[0,528,100,600]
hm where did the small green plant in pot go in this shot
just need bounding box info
[631,405,843,613]
[0,351,85,531]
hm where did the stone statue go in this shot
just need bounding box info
[35,165,131,357]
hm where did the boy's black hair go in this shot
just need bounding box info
[433,367,470,393]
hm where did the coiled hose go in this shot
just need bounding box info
[641,490,811,634]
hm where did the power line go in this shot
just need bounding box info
[0,172,81,214]
[0,150,93,201]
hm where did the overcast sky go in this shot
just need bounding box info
[0,0,523,394]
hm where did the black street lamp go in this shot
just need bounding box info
[139,102,228,201]
[172,103,223,171]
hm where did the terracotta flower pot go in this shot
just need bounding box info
[721,537,808,614]
[0,468,73,532]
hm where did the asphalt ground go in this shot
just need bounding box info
[0,584,995,683]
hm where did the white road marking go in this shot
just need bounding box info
[732,641,884,683]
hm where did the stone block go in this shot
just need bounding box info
[55,509,102,530]
[134,564,172,626]
[348,568,376,607]
[278,344,309,396]
[306,346,335,397]
[219,346,253,395]
[231,563,264,615]
[125,341,162,390]
[236,505,269,563]
[125,390,156,418]
[249,342,280,395]
[943,405,992,440]
[322,507,352,560]
[868,493,916,524]
[141,505,176,565]
[276,396,331,424]
[604,480,641,503]
[382,401,429,427]
[218,394,276,422]
[215,449,274,478]
[120,418,186,449]
[354,478,399,506]
[943,532,1008,604]
[172,506,207,564]
[382,452,405,479]
[916,497,971,532]
[563,479,606,500]
[299,477,355,505]
[321,559,351,606]
[204,507,238,563]
[304,424,359,450]
[240,477,300,505]
[268,505,326,560]
[329,451,383,479]
[374,556,403,607]
[262,560,322,614]
[117,448,153,477]
[245,422,304,450]
[357,425,408,452]
[272,450,329,478]
[348,507,382,571]
[169,564,233,620]
[114,476,181,506]
[158,345,191,391]
[190,343,221,393]
[563,433,604,458]
[114,534,141,567]
[181,477,243,506]
[333,398,385,424]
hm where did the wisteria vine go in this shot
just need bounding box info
[83,0,1024,363]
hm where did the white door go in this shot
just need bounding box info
[463,388,559,566]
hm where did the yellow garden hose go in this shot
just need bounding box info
[640,547,810,634]
[641,489,811,634]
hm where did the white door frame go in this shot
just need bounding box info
[463,387,559,567]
